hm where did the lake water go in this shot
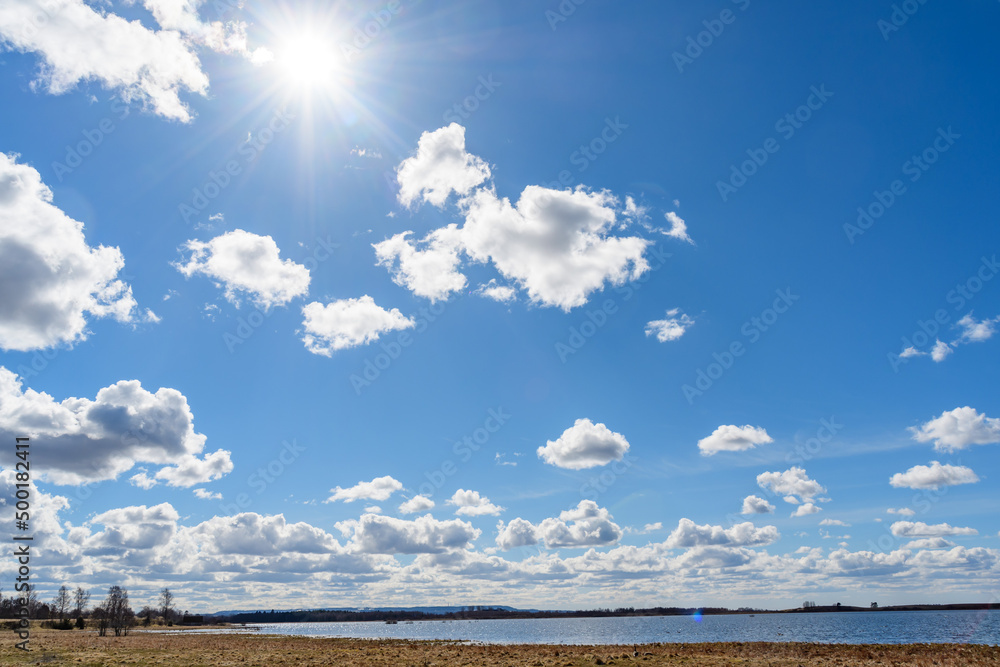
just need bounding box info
[236,610,1000,645]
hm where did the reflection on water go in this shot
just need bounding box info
[233,610,1000,645]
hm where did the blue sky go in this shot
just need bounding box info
[1,0,999,613]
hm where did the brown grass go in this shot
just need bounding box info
[0,628,997,666]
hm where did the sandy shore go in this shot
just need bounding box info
[1,629,997,666]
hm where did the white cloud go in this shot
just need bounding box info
[396,123,490,208]
[645,308,694,342]
[193,488,222,500]
[460,185,650,311]
[791,503,821,517]
[757,467,826,503]
[341,513,480,554]
[129,472,157,490]
[698,424,772,456]
[327,476,403,503]
[0,153,142,351]
[447,489,504,517]
[903,538,955,550]
[0,0,209,122]
[887,507,916,516]
[889,461,980,490]
[910,407,1000,452]
[930,339,952,362]
[364,506,382,514]
[175,230,310,309]
[495,517,539,550]
[301,296,414,355]
[87,503,179,550]
[384,125,655,312]
[0,367,224,486]
[741,495,775,515]
[819,519,850,527]
[664,518,779,548]
[537,418,630,470]
[899,346,924,359]
[137,0,271,62]
[956,312,1000,343]
[663,211,693,244]
[503,500,623,550]
[154,449,233,487]
[398,495,435,514]
[890,521,978,537]
[475,280,517,303]
[373,226,466,302]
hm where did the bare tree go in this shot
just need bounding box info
[139,605,155,626]
[102,586,135,637]
[74,587,90,617]
[52,585,71,622]
[159,588,174,624]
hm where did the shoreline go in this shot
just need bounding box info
[2,629,997,666]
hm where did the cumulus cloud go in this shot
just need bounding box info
[820,519,851,527]
[662,211,693,244]
[474,280,517,304]
[174,230,310,309]
[645,308,694,342]
[887,507,916,516]
[664,518,779,549]
[791,503,821,517]
[447,489,504,517]
[0,153,143,351]
[327,476,403,503]
[193,488,222,501]
[301,296,414,355]
[757,467,826,504]
[398,495,435,514]
[373,226,466,302]
[741,495,775,515]
[396,123,490,208]
[889,461,980,490]
[0,367,227,486]
[460,186,650,311]
[930,339,952,362]
[890,521,978,538]
[956,312,1000,343]
[340,513,480,554]
[698,424,772,456]
[496,501,623,550]
[537,418,630,470]
[383,125,654,312]
[903,538,955,550]
[87,503,179,550]
[910,407,1000,452]
[0,0,210,121]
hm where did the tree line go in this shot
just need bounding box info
[0,585,181,636]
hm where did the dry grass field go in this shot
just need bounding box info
[0,628,997,666]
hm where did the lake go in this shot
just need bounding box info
[235,610,1000,645]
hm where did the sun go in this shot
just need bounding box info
[276,30,343,90]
